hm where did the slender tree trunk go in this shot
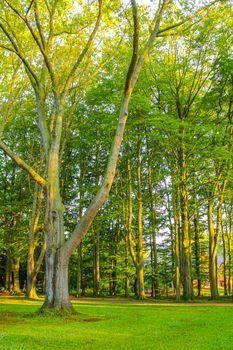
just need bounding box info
[136,138,145,299]
[26,184,45,299]
[124,208,130,298]
[76,161,85,298]
[171,175,181,300]
[147,144,159,297]
[208,180,226,299]
[222,230,228,296]
[76,243,83,297]
[227,234,232,295]
[126,145,144,299]
[193,191,201,297]
[226,206,232,295]
[179,145,193,300]
[93,223,100,297]
[208,198,218,299]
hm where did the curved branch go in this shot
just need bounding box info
[0,23,39,88]
[3,0,57,91]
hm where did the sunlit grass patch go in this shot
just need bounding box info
[0,297,233,350]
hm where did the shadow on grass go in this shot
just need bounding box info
[0,309,107,326]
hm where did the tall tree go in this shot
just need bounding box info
[0,0,172,311]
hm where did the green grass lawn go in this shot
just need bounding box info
[0,297,233,350]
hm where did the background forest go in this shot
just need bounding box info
[0,0,232,302]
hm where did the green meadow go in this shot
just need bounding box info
[0,297,233,350]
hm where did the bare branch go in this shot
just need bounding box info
[26,0,35,15]
[0,141,48,187]
[61,0,103,97]
[33,1,46,49]
[0,22,39,88]
[3,0,57,91]
[158,0,220,35]
[124,0,139,94]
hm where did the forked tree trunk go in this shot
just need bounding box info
[0,0,169,312]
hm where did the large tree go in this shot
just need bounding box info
[0,0,173,311]
[0,0,223,310]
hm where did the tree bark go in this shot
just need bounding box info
[11,258,20,293]
[193,191,201,297]
[147,143,159,298]
[93,223,100,297]
[26,184,45,299]
[208,197,218,300]
[179,145,193,300]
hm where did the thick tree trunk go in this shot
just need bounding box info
[137,263,145,299]
[5,251,12,292]
[42,248,72,310]
[27,275,38,299]
[11,258,20,293]
[41,179,72,311]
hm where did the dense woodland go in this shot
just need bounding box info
[0,0,232,309]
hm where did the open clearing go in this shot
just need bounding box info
[0,297,233,350]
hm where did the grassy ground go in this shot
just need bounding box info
[0,297,233,350]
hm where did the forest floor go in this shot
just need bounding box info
[0,296,233,349]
